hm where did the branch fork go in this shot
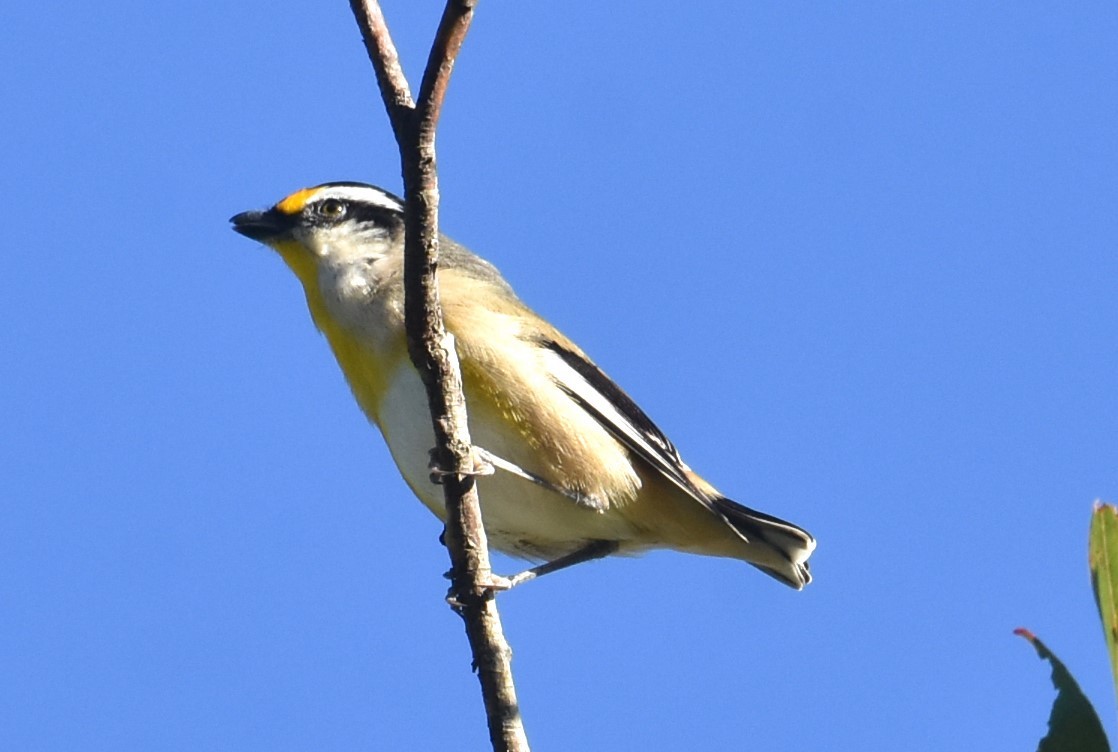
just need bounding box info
[347,2,530,750]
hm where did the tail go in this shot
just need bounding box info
[711,496,816,590]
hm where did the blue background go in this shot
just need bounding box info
[2,2,1115,749]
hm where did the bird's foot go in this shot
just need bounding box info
[427,446,495,484]
[444,570,520,610]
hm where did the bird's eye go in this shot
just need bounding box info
[316,198,346,220]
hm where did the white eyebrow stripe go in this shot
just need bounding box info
[312,184,405,212]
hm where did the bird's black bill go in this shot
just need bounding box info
[230,209,295,242]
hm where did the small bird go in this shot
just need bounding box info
[231,182,816,589]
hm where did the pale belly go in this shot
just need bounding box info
[375,365,644,560]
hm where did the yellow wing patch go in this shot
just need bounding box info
[275,187,321,215]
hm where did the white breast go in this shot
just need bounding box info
[375,364,644,560]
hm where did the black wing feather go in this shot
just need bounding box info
[540,339,709,501]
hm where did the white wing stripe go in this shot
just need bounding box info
[543,350,702,501]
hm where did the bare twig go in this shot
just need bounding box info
[349,0,413,138]
[415,0,477,129]
[347,2,530,750]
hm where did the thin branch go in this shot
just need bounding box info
[416,0,478,131]
[347,2,531,751]
[348,0,415,139]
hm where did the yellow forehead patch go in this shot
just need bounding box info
[275,187,320,215]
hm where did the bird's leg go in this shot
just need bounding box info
[442,540,620,601]
[469,447,608,511]
[429,445,605,509]
[495,540,621,590]
[427,446,494,484]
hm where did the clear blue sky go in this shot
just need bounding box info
[2,2,1115,749]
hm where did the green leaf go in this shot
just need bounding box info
[1016,628,1109,752]
[1090,501,1118,702]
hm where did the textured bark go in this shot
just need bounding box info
[347,2,530,750]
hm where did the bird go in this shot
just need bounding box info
[231,182,816,589]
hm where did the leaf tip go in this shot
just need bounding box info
[1093,500,1117,517]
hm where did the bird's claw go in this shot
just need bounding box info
[444,572,516,609]
[428,447,495,484]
